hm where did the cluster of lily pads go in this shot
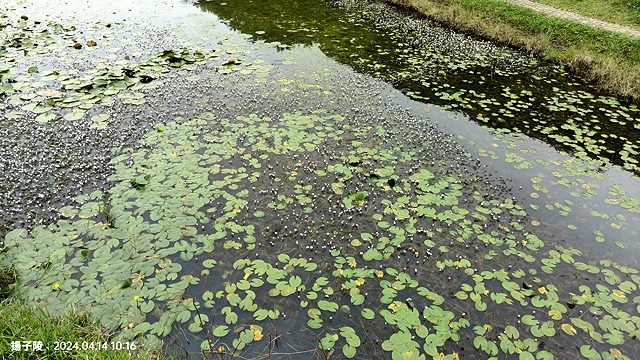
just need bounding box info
[3,103,640,359]
[203,0,640,176]
[0,1,282,232]
[3,37,269,125]
[2,0,640,359]
[328,0,640,174]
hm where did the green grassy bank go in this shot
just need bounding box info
[385,0,640,103]
[0,267,160,360]
[0,297,161,359]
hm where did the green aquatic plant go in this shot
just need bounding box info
[2,1,640,358]
[3,106,640,359]
[344,189,368,208]
[98,196,115,228]
[129,175,149,191]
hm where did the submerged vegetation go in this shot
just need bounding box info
[202,0,640,177]
[1,0,640,359]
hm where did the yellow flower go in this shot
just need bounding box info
[133,295,140,301]
[53,283,60,289]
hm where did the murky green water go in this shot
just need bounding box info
[201,0,640,172]
[1,0,640,359]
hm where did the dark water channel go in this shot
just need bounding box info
[200,0,640,172]
[1,0,640,359]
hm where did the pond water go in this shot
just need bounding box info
[1,0,640,359]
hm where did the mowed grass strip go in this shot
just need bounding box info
[387,0,640,102]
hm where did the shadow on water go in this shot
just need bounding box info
[198,0,640,175]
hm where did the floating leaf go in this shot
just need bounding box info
[318,300,338,312]
[35,112,55,123]
[342,344,356,358]
[254,309,268,321]
[307,318,322,329]
[203,259,217,268]
[176,310,191,323]
[213,325,229,337]
[361,308,375,319]
[561,323,577,335]
[63,109,86,121]
[140,300,154,313]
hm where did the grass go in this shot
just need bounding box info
[0,266,161,360]
[385,0,640,103]
[534,0,640,29]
